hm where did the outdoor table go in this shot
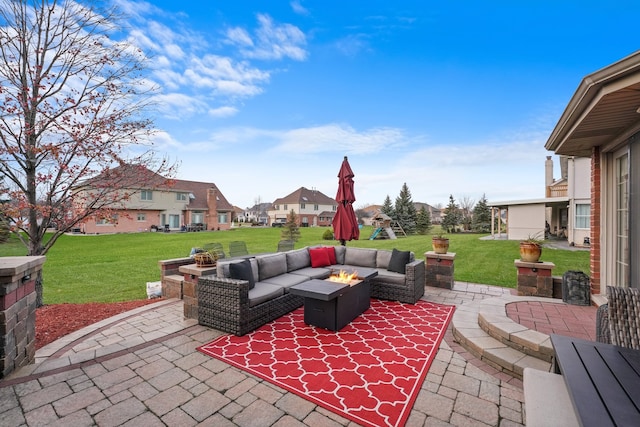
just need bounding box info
[550,334,640,427]
[290,268,377,331]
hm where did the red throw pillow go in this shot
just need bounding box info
[323,246,337,265]
[310,247,331,267]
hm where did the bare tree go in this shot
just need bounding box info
[458,195,475,231]
[0,0,173,304]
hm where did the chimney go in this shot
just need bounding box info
[545,156,554,188]
[207,187,218,230]
[559,155,569,180]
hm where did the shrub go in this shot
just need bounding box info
[322,229,334,240]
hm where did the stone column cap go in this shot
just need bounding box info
[424,251,456,260]
[514,260,555,269]
[0,256,46,277]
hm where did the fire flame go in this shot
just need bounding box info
[328,270,359,284]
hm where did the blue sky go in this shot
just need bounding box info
[115,0,640,209]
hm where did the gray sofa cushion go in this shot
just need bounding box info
[286,248,310,272]
[344,247,377,268]
[261,273,309,289]
[249,258,259,283]
[334,245,346,264]
[257,253,287,281]
[372,269,406,286]
[376,250,392,269]
[248,283,284,307]
[290,267,332,280]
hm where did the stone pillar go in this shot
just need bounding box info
[158,257,194,299]
[515,260,555,297]
[179,264,217,319]
[425,251,456,289]
[0,256,46,378]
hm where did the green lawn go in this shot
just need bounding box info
[0,226,590,305]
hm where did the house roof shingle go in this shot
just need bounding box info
[172,179,234,211]
[272,187,336,206]
[82,165,233,212]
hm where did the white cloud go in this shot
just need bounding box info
[290,0,310,16]
[335,34,372,57]
[227,14,308,61]
[150,129,183,150]
[167,120,553,209]
[209,106,239,118]
[225,27,254,47]
[116,2,306,123]
[129,29,160,52]
[152,93,208,119]
[274,124,407,154]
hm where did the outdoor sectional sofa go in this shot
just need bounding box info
[197,246,425,335]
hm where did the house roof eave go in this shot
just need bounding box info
[546,50,640,156]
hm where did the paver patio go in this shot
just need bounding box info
[0,282,594,426]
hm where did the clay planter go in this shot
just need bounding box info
[519,241,542,263]
[194,252,217,267]
[432,237,450,254]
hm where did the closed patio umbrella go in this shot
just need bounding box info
[332,156,360,245]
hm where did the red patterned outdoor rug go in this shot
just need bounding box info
[198,299,455,427]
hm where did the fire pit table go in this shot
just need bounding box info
[290,268,377,331]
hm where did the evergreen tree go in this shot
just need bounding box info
[394,183,417,234]
[416,206,432,235]
[441,194,461,233]
[281,210,301,242]
[381,195,395,218]
[471,194,492,233]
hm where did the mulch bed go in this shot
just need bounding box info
[36,298,163,350]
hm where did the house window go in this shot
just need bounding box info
[97,214,118,225]
[169,214,180,229]
[575,204,590,229]
[284,204,288,211]
[192,212,204,224]
[218,213,228,224]
[314,204,318,211]
[301,203,306,209]
[176,193,187,201]
[616,153,629,287]
[137,213,146,221]
[140,190,153,201]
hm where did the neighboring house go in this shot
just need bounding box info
[74,165,234,233]
[487,155,591,246]
[414,202,442,224]
[241,202,271,225]
[269,187,336,227]
[545,50,640,299]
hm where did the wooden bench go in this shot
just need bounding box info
[523,368,579,427]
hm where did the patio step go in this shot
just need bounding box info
[451,296,554,379]
[162,274,184,299]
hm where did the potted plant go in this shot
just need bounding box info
[432,233,450,254]
[520,233,543,263]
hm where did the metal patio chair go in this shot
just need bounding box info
[229,241,249,258]
[202,242,225,260]
[277,240,294,252]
